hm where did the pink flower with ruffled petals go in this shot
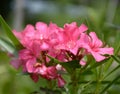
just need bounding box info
[57,22,88,55]
[34,64,58,79]
[19,49,37,73]
[33,63,65,86]
[11,21,114,88]
[80,32,114,62]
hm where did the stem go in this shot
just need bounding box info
[69,69,79,94]
[94,80,101,94]
[47,80,55,90]
[94,66,103,94]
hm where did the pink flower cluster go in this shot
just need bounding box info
[11,22,114,87]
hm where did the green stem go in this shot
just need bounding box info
[94,80,101,94]
[94,66,103,94]
[69,69,79,94]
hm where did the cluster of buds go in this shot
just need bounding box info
[11,22,113,87]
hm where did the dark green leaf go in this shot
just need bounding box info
[46,54,61,64]
[60,60,80,74]
[47,55,81,74]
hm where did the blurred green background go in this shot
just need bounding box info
[0,0,120,94]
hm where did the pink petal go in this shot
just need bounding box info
[57,75,66,87]
[64,22,77,38]
[69,46,79,55]
[13,30,22,39]
[56,64,62,70]
[89,32,103,47]
[64,22,77,30]
[98,47,114,55]
[21,25,35,41]
[34,64,47,75]
[47,66,58,79]
[31,40,41,57]
[35,22,48,32]
[30,73,39,83]
[79,24,88,33]
[10,59,21,69]
[79,60,86,66]
[49,22,62,31]
[19,49,33,60]
[26,58,36,73]
[79,33,90,45]
[91,51,106,62]
[40,42,49,50]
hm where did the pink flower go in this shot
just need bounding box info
[57,22,88,55]
[13,24,36,48]
[34,64,58,79]
[80,32,114,62]
[57,75,66,87]
[19,49,37,73]
[10,59,21,69]
[79,59,86,66]
[33,63,65,87]
[11,21,114,88]
[30,73,39,83]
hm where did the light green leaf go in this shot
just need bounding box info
[112,55,120,64]
[0,15,24,50]
[0,37,18,55]
[100,75,120,94]
[83,58,110,73]
[103,65,120,80]
[105,33,120,71]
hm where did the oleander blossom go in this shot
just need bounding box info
[11,21,114,87]
[79,32,114,62]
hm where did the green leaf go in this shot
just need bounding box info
[103,65,120,80]
[0,15,24,50]
[47,55,81,74]
[83,58,110,73]
[100,75,120,94]
[46,54,61,64]
[0,37,18,55]
[40,87,62,94]
[111,55,120,64]
[105,34,120,71]
[60,60,80,74]
[78,81,120,84]
[17,72,30,76]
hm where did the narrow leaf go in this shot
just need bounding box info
[111,55,120,64]
[47,55,81,74]
[0,37,17,55]
[0,15,24,50]
[100,75,120,94]
[105,34,120,71]
[103,65,120,80]
[46,54,61,64]
[84,58,110,73]
[60,60,80,74]
[78,81,120,84]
